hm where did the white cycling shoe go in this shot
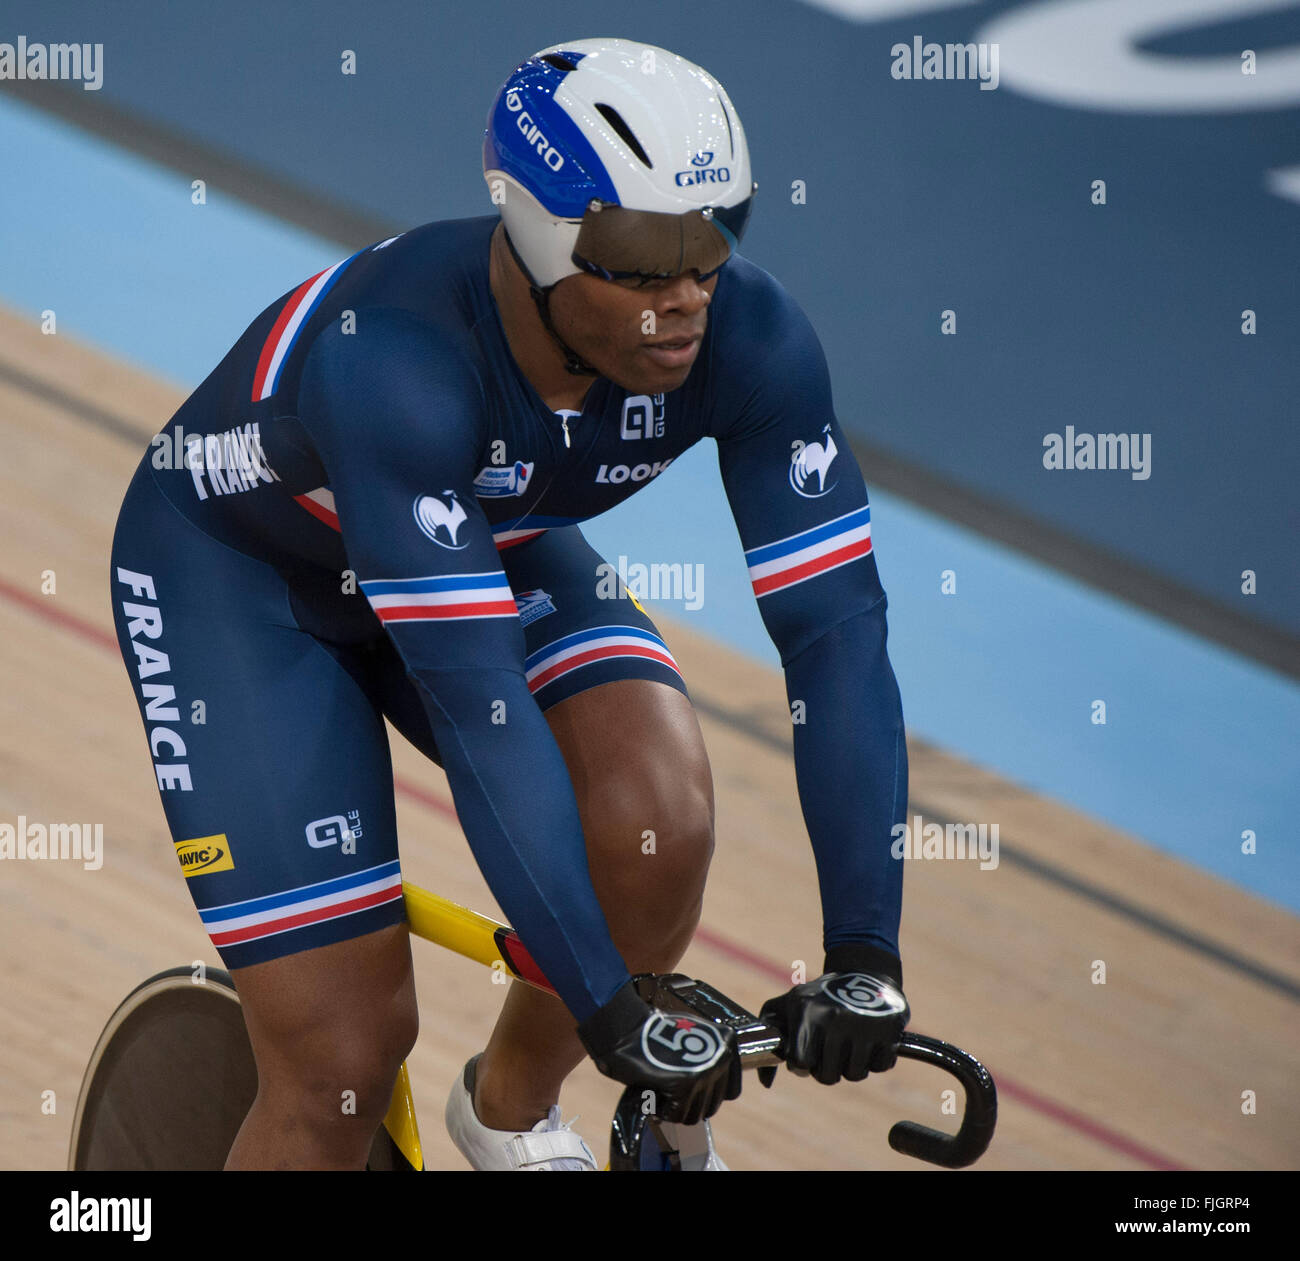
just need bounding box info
[444,1054,729,1170]
[445,1055,598,1171]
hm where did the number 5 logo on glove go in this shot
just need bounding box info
[821,973,908,1017]
[642,1014,727,1072]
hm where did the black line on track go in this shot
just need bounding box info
[0,359,151,445]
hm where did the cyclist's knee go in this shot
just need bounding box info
[233,927,418,1121]
[285,1018,416,1120]
[588,771,714,950]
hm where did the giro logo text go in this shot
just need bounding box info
[505,88,565,171]
[675,149,730,186]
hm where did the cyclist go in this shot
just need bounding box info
[109,38,910,1171]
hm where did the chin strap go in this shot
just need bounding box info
[501,225,600,378]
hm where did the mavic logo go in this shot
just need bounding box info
[174,834,234,878]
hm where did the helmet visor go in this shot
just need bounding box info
[571,193,755,283]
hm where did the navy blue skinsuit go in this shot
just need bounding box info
[109,215,907,1021]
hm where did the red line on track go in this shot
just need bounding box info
[0,576,120,652]
[5,579,1190,1170]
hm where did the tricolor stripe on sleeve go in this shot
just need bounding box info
[251,251,360,402]
[746,505,872,597]
[525,626,682,694]
[360,573,519,623]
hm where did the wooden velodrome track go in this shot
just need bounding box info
[1,303,1296,1171]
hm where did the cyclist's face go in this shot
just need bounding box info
[548,267,718,394]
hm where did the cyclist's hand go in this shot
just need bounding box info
[759,970,909,1086]
[577,978,742,1126]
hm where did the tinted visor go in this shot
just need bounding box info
[571,193,755,282]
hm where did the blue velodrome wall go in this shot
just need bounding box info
[8,0,1296,636]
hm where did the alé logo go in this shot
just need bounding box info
[620,393,666,440]
[790,425,838,498]
[675,150,731,187]
[413,491,468,549]
[306,811,362,850]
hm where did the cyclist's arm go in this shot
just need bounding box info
[297,310,629,1020]
[712,279,907,985]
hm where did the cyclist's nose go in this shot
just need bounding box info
[656,275,711,318]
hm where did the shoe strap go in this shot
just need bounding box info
[505,1128,596,1170]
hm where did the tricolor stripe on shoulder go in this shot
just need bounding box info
[746,505,872,597]
[294,487,339,530]
[360,573,519,623]
[493,526,548,550]
[524,626,681,694]
[251,251,361,401]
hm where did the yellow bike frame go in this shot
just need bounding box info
[380,881,560,1171]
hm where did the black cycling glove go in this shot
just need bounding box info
[577,977,743,1126]
[759,946,909,1087]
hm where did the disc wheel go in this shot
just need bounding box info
[68,966,257,1170]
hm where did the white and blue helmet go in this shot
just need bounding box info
[483,38,756,291]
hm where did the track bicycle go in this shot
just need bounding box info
[68,881,997,1171]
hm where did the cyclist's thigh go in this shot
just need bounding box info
[372,525,692,759]
[109,463,408,976]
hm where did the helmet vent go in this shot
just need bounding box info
[595,103,653,169]
[719,99,735,159]
[540,53,577,72]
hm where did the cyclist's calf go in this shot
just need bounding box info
[225,923,418,1170]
